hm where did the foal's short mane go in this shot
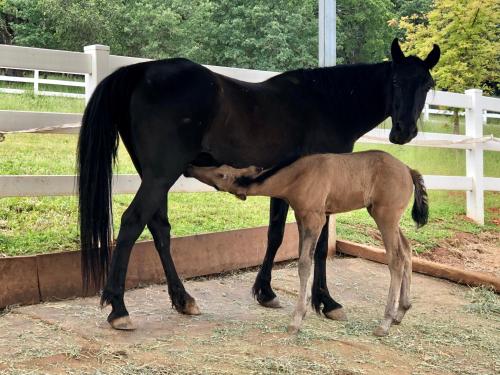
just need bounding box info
[235,156,299,187]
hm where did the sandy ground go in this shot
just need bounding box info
[0,257,498,375]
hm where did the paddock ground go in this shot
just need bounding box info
[0,257,498,375]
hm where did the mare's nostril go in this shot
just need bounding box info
[394,122,402,132]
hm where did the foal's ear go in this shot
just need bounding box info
[391,38,405,64]
[424,44,440,70]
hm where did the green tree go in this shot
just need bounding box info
[400,0,499,132]
[1,0,400,69]
[336,0,395,64]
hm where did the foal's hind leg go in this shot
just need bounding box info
[147,201,200,315]
[393,229,412,325]
[371,208,405,337]
[288,213,325,334]
[102,177,173,329]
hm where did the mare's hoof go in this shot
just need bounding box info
[287,324,300,334]
[110,316,136,331]
[260,296,281,309]
[182,299,201,315]
[324,307,348,321]
[373,326,389,337]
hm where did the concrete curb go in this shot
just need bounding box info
[336,240,500,292]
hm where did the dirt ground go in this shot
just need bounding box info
[0,258,498,375]
[417,230,500,277]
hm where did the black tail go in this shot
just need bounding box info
[77,64,145,290]
[235,155,299,187]
[409,169,429,228]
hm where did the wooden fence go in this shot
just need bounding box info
[0,44,499,225]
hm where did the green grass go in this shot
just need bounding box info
[0,93,84,113]
[0,95,498,256]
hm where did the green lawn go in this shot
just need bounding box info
[0,94,498,256]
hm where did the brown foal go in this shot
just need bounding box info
[185,150,428,336]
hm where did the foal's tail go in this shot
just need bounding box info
[409,169,429,228]
[77,63,146,290]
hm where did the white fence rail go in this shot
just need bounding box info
[0,44,499,225]
[0,69,85,99]
[423,104,500,124]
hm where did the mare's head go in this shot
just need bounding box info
[389,39,440,144]
[184,164,262,199]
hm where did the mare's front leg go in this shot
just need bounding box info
[311,215,347,321]
[288,213,325,334]
[252,198,289,308]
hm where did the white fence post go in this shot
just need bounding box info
[84,44,110,104]
[465,89,484,225]
[33,70,39,96]
[423,103,430,121]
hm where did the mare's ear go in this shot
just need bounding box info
[424,44,440,70]
[391,38,405,64]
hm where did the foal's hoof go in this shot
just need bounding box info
[287,324,300,334]
[109,316,136,331]
[392,317,403,325]
[373,326,389,337]
[260,296,281,309]
[324,307,348,321]
[182,299,201,315]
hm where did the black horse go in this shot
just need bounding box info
[77,39,439,330]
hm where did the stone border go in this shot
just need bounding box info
[337,240,500,292]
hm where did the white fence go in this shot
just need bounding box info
[0,69,85,99]
[423,104,500,124]
[0,44,499,225]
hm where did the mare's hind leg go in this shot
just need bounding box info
[312,215,346,321]
[288,213,325,334]
[393,229,412,324]
[147,201,200,315]
[371,207,405,337]
[253,198,289,308]
[102,177,173,329]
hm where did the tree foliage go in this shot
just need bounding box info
[1,0,403,69]
[337,0,394,64]
[399,0,499,95]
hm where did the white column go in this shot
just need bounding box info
[465,89,484,225]
[319,0,336,67]
[84,44,110,104]
[423,103,430,121]
[320,0,337,248]
[33,70,39,96]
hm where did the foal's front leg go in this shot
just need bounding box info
[288,214,325,334]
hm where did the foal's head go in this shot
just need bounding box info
[185,164,262,199]
[389,39,440,145]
